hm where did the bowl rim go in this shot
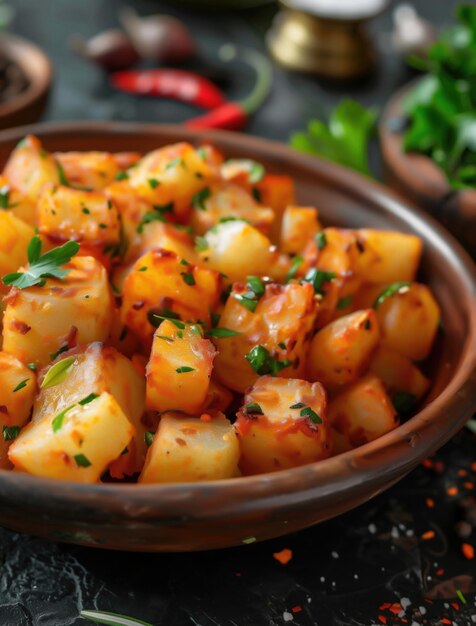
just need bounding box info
[0,33,52,119]
[0,121,475,511]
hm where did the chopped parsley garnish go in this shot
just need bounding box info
[136,211,165,234]
[50,344,69,361]
[336,295,353,310]
[78,393,99,406]
[299,406,322,424]
[176,366,195,373]
[181,271,195,286]
[27,362,37,371]
[145,431,155,447]
[138,266,148,272]
[364,319,372,330]
[244,402,263,415]
[0,185,10,209]
[56,160,70,186]
[205,328,240,338]
[166,157,184,169]
[156,335,174,343]
[233,277,265,313]
[301,268,336,295]
[115,170,129,181]
[315,231,327,250]
[278,342,286,350]
[148,178,160,189]
[151,313,185,330]
[392,391,417,415]
[52,405,74,433]
[194,236,209,252]
[98,223,107,229]
[180,258,190,266]
[2,425,20,441]
[192,187,211,211]
[290,402,305,409]
[245,345,291,376]
[246,276,265,299]
[210,311,221,328]
[2,236,80,290]
[12,378,29,393]
[120,446,129,456]
[189,324,202,336]
[82,208,90,215]
[248,161,265,183]
[286,256,304,282]
[233,293,258,313]
[40,356,75,390]
[373,282,411,309]
[252,187,262,202]
[74,453,91,468]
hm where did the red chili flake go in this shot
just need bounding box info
[200,413,212,422]
[11,320,31,335]
[377,616,387,624]
[464,482,474,490]
[379,603,391,610]
[422,458,433,469]
[421,530,436,540]
[447,486,458,496]
[441,619,452,625]
[436,568,444,576]
[291,606,302,614]
[0,406,7,414]
[389,603,402,614]
[426,498,435,508]
[462,543,474,559]
[273,548,293,565]
[450,602,459,611]
[458,469,468,477]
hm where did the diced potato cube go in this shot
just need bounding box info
[137,222,200,265]
[200,220,276,282]
[127,142,218,220]
[146,321,216,414]
[307,309,380,392]
[37,184,120,246]
[375,283,440,361]
[0,351,36,468]
[328,374,399,454]
[255,174,295,244]
[33,342,146,477]
[353,230,422,284]
[0,211,36,294]
[55,151,121,190]
[190,183,274,235]
[121,249,221,347]
[369,347,430,402]
[139,412,240,483]
[280,206,322,255]
[2,256,112,367]
[0,175,36,225]
[2,135,59,202]
[214,282,318,393]
[9,391,134,483]
[235,376,330,474]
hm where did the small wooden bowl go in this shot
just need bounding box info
[380,81,476,254]
[0,34,52,130]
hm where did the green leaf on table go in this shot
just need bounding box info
[290,99,377,177]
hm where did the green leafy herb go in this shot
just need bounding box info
[52,405,74,433]
[148,178,160,189]
[300,406,322,424]
[115,170,129,181]
[192,187,211,211]
[40,356,75,389]
[80,610,153,626]
[50,345,69,361]
[82,208,90,215]
[2,425,21,441]
[233,293,258,313]
[136,211,165,234]
[145,431,155,447]
[27,362,37,371]
[242,536,257,545]
[290,99,377,177]
[392,391,417,415]
[456,589,467,605]
[205,327,240,338]
[0,185,10,209]
[2,237,80,290]
[252,187,262,202]
[245,345,291,376]
[56,160,70,186]
[336,295,353,310]
[248,161,265,183]
[194,236,209,252]
[373,282,411,309]
[315,231,327,250]
[12,378,29,393]
[301,268,336,295]
[176,366,195,373]
[286,256,304,282]
[246,276,265,298]
[151,313,185,330]
[244,402,264,415]
[166,157,184,170]
[74,453,92,468]
[79,393,99,406]
[181,271,195,286]
[290,402,306,409]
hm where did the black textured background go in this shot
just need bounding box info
[1,1,475,625]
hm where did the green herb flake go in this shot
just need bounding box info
[301,268,336,295]
[244,402,263,415]
[300,406,322,424]
[252,188,262,202]
[456,589,467,605]
[315,231,327,250]
[145,431,155,447]
[98,223,108,229]
[180,258,190,266]
[190,324,203,336]
[52,405,74,433]
[138,266,148,272]
[278,342,286,350]
[176,366,195,373]
[56,160,70,186]
[248,161,265,183]
[192,187,211,211]
[290,402,306,409]
[156,335,174,343]
[78,393,99,406]
[82,208,90,215]
[246,275,265,299]
[242,536,257,544]
[74,453,92,468]
[166,157,184,170]
[136,211,166,234]
[115,170,129,181]
[364,319,372,330]
[27,362,37,371]
[2,425,21,441]
[245,345,291,376]
[50,345,68,361]
[152,314,185,330]
[286,256,304,282]
[12,378,29,393]
[205,327,240,338]
[337,295,353,310]
[233,293,258,313]
[177,330,183,339]
[373,282,411,309]
[181,271,196,286]
[0,185,10,209]
[2,237,80,290]
[148,178,160,189]
[40,356,76,390]
[194,236,209,252]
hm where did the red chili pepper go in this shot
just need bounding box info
[186,44,272,131]
[110,69,226,110]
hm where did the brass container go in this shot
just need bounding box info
[267,3,378,79]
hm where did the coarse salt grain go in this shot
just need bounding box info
[283,611,293,622]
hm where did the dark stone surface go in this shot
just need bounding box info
[1,1,475,624]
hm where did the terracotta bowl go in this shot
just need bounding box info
[380,81,476,254]
[0,34,52,130]
[0,122,475,552]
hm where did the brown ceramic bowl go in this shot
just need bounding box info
[0,122,475,552]
[380,81,476,254]
[0,34,52,130]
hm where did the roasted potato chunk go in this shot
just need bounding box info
[55,151,121,190]
[2,256,112,367]
[0,175,36,225]
[139,412,240,483]
[33,343,146,477]
[191,183,274,236]
[2,135,59,202]
[280,206,322,255]
[9,391,134,483]
[255,174,295,244]
[307,309,380,392]
[369,347,430,405]
[235,376,330,474]
[146,321,216,414]
[127,142,218,220]
[374,283,440,361]
[0,351,37,468]
[328,374,398,454]
[0,211,36,294]
[38,184,120,246]
[121,249,221,347]
[214,282,318,393]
